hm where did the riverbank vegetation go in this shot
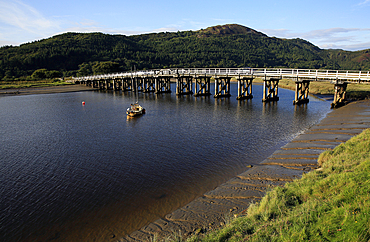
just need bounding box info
[0,78,73,89]
[1,24,369,82]
[178,128,370,241]
[279,79,370,100]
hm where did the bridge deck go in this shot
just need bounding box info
[74,68,370,83]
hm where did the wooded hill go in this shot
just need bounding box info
[0,24,369,80]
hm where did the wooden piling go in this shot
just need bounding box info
[331,81,348,108]
[143,76,155,93]
[176,75,193,95]
[155,76,172,94]
[236,76,254,100]
[293,79,310,105]
[194,75,211,96]
[262,78,280,102]
[214,76,231,98]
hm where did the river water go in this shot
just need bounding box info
[0,83,331,241]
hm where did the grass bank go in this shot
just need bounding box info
[0,79,73,89]
[278,79,370,100]
[179,128,370,242]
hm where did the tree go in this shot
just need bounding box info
[92,61,121,75]
[77,63,93,77]
[46,70,62,78]
[31,69,48,79]
[31,69,61,79]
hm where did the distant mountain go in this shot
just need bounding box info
[196,24,267,38]
[0,24,369,80]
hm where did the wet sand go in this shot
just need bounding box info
[123,99,370,241]
[0,85,97,96]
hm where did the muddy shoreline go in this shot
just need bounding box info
[0,85,97,96]
[123,99,370,241]
[3,84,369,241]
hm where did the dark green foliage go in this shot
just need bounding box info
[92,61,121,75]
[0,24,369,81]
[31,69,61,79]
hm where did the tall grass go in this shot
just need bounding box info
[186,129,370,241]
[0,79,73,89]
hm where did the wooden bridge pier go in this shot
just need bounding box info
[84,80,91,87]
[293,79,310,105]
[331,81,348,108]
[121,77,134,91]
[112,79,120,91]
[194,75,212,97]
[98,80,106,90]
[262,78,280,102]
[236,76,254,100]
[105,80,112,90]
[135,77,145,92]
[155,76,172,94]
[143,76,155,93]
[92,80,97,89]
[214,76,231,98]
[176,75,193,95]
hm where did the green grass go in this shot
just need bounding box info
[0,79,73,89]
[279,79,370,100]
[183,128,370,242]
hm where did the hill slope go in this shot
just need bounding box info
[0,24,369,80]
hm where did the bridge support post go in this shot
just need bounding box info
[236,76,254,100]
[155,76,172,94]
[112,79,117,90]
[293,80,310,105]
[262,78,280,102]
[331,81,348,108]
[98,80,104,90]
[194,75,211,96]
[176,75,193,95]
[143,76,155,93]
[121,77,133,91]
[106,79,114,90]
[214,76,231,98]
[135,77,144,92]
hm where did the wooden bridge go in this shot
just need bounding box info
[73,68,370,108]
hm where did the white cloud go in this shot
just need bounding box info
[358,0,370,5]
[261,28,370,51]
[0,0,59,35]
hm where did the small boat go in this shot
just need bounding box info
[126,102,146,117]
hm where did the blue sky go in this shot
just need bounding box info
[0,0,369,51]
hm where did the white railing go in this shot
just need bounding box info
[74,68,370,82]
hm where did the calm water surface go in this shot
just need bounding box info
[0,83,331,241]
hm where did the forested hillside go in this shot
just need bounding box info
[0,24,369,81]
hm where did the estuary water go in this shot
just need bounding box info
[0,83,332,241]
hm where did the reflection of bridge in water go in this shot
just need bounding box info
[74,68,370,107]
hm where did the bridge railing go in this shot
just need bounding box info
[73,68,370,82]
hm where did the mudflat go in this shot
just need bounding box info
[123,99,370,241]
[0,85,96,96]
